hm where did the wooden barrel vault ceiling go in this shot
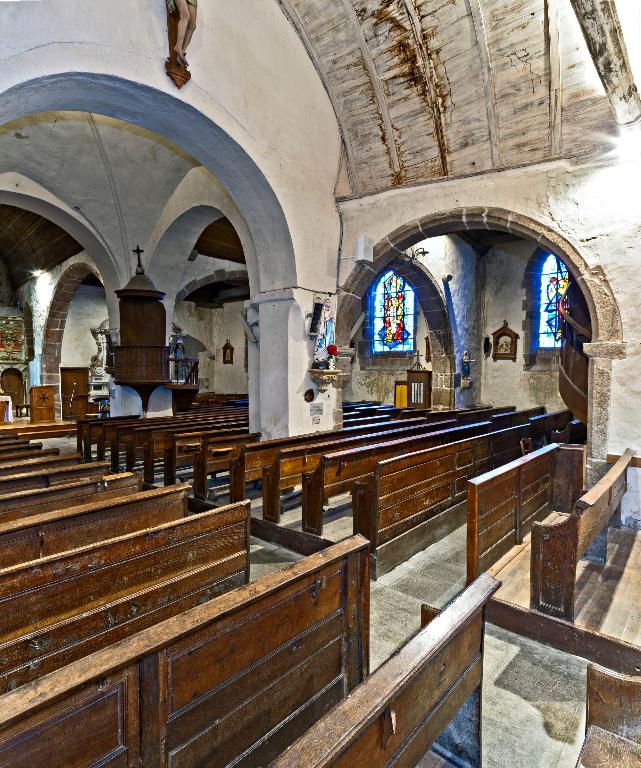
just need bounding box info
[276,0,629,198]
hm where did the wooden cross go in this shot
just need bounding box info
[133,245,144,274]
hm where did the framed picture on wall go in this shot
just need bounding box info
[222,340,234,365]
[491,322,519,361]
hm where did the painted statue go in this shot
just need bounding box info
[313,298,336,367]
[166,0,197,68]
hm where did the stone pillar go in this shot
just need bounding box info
[252,289,339,440]
[245,302,261,435]
[583,341,626,486]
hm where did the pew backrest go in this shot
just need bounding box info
[0,500,250,694]
[0,484,188,569]
[0,536,369,768]
[269,573,500,768]
[0,453,82,478]
[0,460,111,495]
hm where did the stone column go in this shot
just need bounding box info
[252,289,340,440]
[583,341,626,486]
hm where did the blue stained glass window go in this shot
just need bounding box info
[371,270,416,354]
[539,253,570,349]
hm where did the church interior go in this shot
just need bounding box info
[0,1,640,766]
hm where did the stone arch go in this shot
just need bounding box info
[41,261,102,416]
[338,256,455,409]
[0,74,296,296]
[343,207,624,473]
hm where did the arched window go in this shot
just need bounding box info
[538,253,570,349]
[370,269,416,354]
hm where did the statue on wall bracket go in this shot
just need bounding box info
[165,0,198,89]
[311,298,336,370]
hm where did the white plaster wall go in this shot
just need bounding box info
[60,284,107,369]
[0,0,342,295]
[480,241,565,412]
[338,155,640,458]
[173,299,248,394]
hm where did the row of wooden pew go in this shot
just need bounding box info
[0,425,509,766]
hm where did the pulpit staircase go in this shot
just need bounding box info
[559,282,592,425]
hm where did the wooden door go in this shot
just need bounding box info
[1,368,24,405]
[394,381,408,408]
[60,367,89,420]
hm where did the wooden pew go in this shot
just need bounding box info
[0,501,250,694]
[354,423,531,578]
[0,447,60,464]
[141,422,250,484]
[0,452,81,477]
[0,471,142,524]
[576,664,641,767]
[0,440,42,456]
[490,405,545,430]
[271,573,500,768]
[466,443,587,585]
[221,417,431,504]
[263,419,459,525]
[553,418,587,444]
[0,536,368,768]
[301,421,493,536]
[76,414,141,460]
[0,484,188,569]
[531,448,633,622]
[0,460,113,495]
[168,429,261,487]
[111,412,249,472]
[528,408,572,446]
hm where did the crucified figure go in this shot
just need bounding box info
[166,0,197,68]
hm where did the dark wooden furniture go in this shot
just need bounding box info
[0,501,250,694]
[222,417,430,504]
[552,418,587,444]
[113,270,170,412]
[531,448,633,621]
[270,573,500,768]
[467,443,586,584]
[29,385,55,423]
[0,460,111,495]
[576,664,641,767]
[301,421,492,536]
[407,366,432,409]
[0,471,141,524]
[0,536,368,767]
[13,403,29,418]
[560,280,591,425]
[60,366,89,420]
[528,408,573,446]
[353,423,531,578]
[490,405,545,430]
[0,484,189,569]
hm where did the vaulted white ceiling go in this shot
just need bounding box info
[277,0,619,197]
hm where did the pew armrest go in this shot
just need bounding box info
[587,664,641,745]
[530,513,578,621]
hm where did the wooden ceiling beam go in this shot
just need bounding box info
[569,0,641,126]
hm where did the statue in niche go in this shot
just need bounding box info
[312,298,336,369]
[165,0,197,88]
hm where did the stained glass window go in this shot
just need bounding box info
[539,253,570,349]
[371,270,416,354]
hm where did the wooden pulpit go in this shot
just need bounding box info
[30,385,56,423]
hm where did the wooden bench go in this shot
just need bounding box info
[531,448,633,621]
[0,536,368,768]
[169,429,261,487]
[222,416,431,504]
[490,405,545,430]
[466,443,587,584]
[528,408,573,446]
[0,500,250,694]
[0,452,82,477]
[77,414,141,460]
[0,447,60,464]
[576,664,641,768]
[354,423,531,578]
[271,573,500,768]
[0,460,113,495]
[0,484,188,569]
[0,440,40,456]
[301,421,494,536]
[111,411,249,472]
[553,418,587,444]
[263,419,458,525]
[0,471,142,524]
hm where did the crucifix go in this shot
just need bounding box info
[132,245,145,275]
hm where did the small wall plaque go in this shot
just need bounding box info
[491,322,519,361]
[222,340,234,365]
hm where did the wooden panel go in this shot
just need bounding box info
[0,537,369,768]
[269,573,500,768]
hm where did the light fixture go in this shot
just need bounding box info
[32,269,44,278]
[611,123,641,162]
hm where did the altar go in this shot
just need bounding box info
[0,395,13,423]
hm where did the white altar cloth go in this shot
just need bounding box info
[0,395,13,423]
